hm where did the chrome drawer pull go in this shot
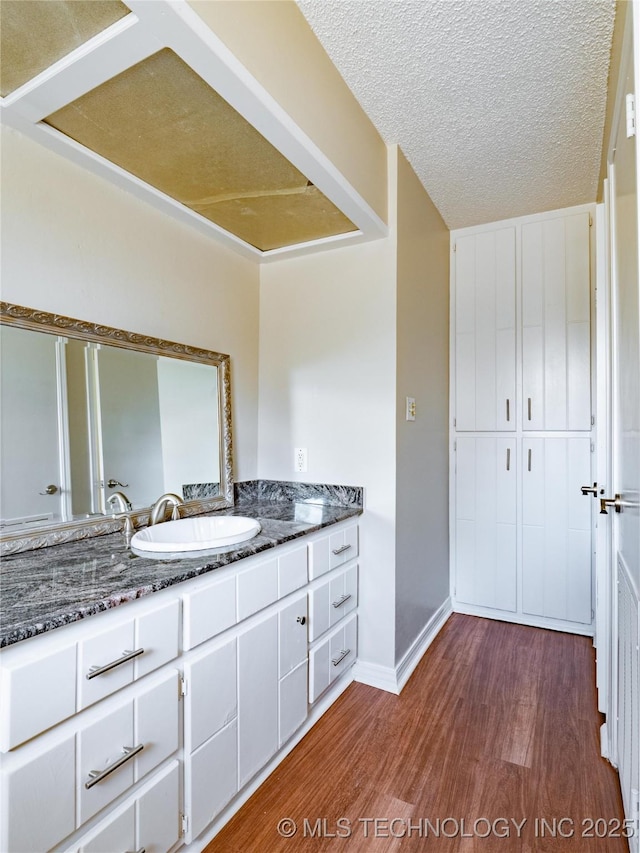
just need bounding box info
[506,398,510,422]
[332,593,352,609]
[332,544,351,555]
[527,397,532,421]
[85,744,144,789]
[332,648,350,667]
[86,647,144,680]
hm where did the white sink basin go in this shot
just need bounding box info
[131,515,261,554]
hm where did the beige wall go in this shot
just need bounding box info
[394,148,450,663]
[187,0,388,225]
[258,222,398,669]
[0,126,261,480]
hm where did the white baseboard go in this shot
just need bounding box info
[351,659,399,694]
[353,597,453,695]
[396,597,453,692]
[452,601,594,637]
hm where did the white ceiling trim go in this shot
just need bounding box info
[1,0,387,261]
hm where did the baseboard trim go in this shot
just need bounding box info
[396,597,453,693]
[353,597,453,695]
[452,601,595,637]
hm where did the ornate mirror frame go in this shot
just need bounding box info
[0,302,234,555]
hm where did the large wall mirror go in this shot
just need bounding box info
[0,303,233,554]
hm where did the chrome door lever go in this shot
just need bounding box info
[599,494,639,514]
[581,483,598,497]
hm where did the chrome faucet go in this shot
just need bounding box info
[149,493,184,525]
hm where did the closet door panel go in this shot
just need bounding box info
[454,228,515,431]
[522,438,591,623]
[522,214,591,431]
[455,437,516,612]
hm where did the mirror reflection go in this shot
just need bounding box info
[0,322,223,534]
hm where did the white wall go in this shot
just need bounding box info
[0,125,261,480]
[394,148,450,663]
[258,232,398,670]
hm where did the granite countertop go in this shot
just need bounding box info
[0,496,362,649]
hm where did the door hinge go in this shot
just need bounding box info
[626,93,636,138]
[181,813,189,836]
[179,676,187,698]
[453,418,457,428]
[453,243,457,253]
[589,213,593,226]
[591,415,595,426]
[591,442,595,452]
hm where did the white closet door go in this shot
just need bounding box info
[522,213,591,431]
[455,228,516,431]
[455,436,517,611]
[522,438,592,623]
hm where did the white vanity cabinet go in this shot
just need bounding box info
[0,519,360,852]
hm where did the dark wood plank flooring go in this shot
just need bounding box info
[206,614,628,852]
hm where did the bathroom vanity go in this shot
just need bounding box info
[0,496,361,852]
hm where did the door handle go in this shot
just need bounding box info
[39,484,58,495]
[107,478,129,489]
[600,494,639,514]
[581,483,598,497]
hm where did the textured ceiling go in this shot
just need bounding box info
[297,0,616,229]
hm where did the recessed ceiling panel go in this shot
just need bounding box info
[0,0,130,97]
[44,48,357,251]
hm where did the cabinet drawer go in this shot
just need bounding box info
[0,641,77,751]
[183,573,236,650]
[79,671,179,824]
[308,523,358,580]
[309,564,358,641]
[78,601,180,710]
[74,760,180,853]
[309,614,357,703]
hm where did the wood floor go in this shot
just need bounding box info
[206,614,628,852]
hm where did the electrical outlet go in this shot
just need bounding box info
[406,397,416,421]
[294,447,308,472]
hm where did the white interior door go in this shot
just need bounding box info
[604,11,640,845]
[0,325,67,527]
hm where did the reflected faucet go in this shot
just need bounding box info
[107,492,134,547]
[149,493,184,525]
[107,491,132,513]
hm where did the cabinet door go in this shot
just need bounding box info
[237,612,278,787]
[522,213,591,431]
[455,227,516,431]
[1,736,76,853]
[188,721,238,842]
[279,662,308,747]
[184,637,237,754]
[278,592,308,677]
[455,436,517,612]
[522,438,592,623]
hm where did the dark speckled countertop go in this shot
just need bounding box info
[0,489,362,648]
